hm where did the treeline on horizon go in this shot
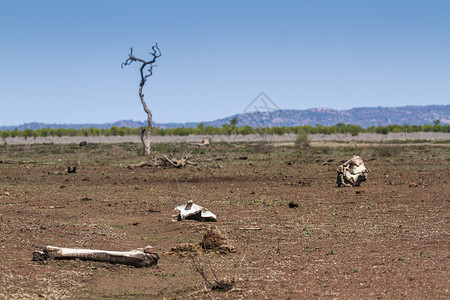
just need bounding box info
[0,120,448,139]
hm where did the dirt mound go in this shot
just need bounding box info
[166,229,235,257]
[166,243,202,257]
[202,228,235,254]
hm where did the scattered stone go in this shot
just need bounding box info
[298,178,313,186]
[167,243,202,257]
[79,141,87,147]
[211,277,235,291]
[67,166,77,173]
[409,182,418,187]
[288,201,299,208]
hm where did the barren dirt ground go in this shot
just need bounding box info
[0,141,449,299]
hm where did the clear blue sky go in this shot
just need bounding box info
[1,0,449,126]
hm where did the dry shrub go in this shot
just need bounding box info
[295,129,310,148]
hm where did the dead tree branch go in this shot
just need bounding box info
[160,150,196,168]
[122,44,161,156]
[190,256,235,291]
[127,150,196,169]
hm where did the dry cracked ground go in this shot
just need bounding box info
[0,141,449,299]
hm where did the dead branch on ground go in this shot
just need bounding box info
[190,256,235,291]
[127,150,196,169]
[128,161,155,169]
[160,150,196,168]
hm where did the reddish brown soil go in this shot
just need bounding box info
[0,142,448,299]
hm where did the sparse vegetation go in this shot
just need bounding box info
[1,122,448,139]
[295,129,310,148]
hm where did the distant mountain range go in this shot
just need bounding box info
[1,105,448,131]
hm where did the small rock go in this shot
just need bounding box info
[288,201,299,208]
[409,182,418,187]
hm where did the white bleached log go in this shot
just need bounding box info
[32,245,159,267]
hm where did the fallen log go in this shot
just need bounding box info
[32,245,159,268]
[0,159,36,164]
[128,161,155,169]
[190,139,210,147]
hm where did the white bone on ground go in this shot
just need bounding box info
[175,201,217,220]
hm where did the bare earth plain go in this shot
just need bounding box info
[0,137,449,299]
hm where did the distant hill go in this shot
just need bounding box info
[0,120,147,131]
[1,105,448,131]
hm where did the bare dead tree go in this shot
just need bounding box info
[122,44,161,156]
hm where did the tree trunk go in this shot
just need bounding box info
[139,81,152,156]
[122,44,161,157]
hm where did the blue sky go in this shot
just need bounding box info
[1,0,449,126]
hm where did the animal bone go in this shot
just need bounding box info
[175,200,217,222]
[336,155,369,187]
[32,245,159,268]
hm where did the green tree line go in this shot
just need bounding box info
[1,121,448,139]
